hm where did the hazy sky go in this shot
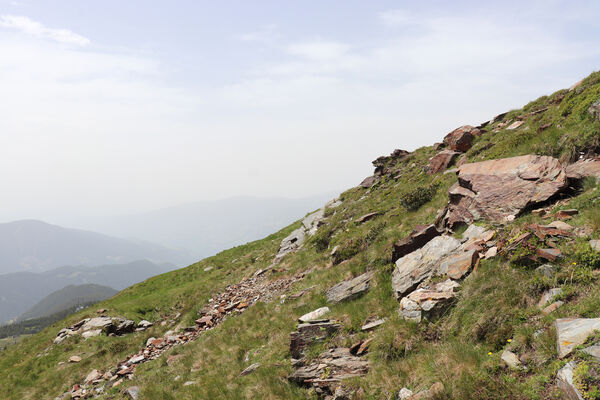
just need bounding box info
[1,0,600,222]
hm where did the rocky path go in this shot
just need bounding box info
[59,272,303,399]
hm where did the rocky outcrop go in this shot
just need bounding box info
[299,307,330,322]
[555,317,600,358]
[399,279,459,322]
[556,362,585,400]
[392,225,441,263]
[326,271,374,303]
[275,228,307,263]
[439,155,568,228]
[372,149,410,176]
[360,175,380,189]
[589,99,600,120]
[54,317,138,344]
[290,321,341,359]
[427,150,459,174]
[566,158,600,180]
[289,348,369,396]
[443,126,479,152]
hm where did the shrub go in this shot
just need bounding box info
[399,183,439,211]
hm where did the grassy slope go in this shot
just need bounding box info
[1,72,600,400]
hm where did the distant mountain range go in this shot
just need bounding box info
[0,260,174,324]
[17,283,117,322]
[68,195,337,259]
[0,219,191,274]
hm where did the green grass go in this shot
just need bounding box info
[1,71,600,399]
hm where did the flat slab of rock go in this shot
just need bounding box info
[590,240,600,252]
[392,235,461,298]
[275,228,306,262]
[441,155,568,227]
[437,249,478,279]
[443,125,479,152]
[290,321,340,358]
[326,271,374,303]
[555,318,600,358]
[360,175,380,188]
[501,350,521,369]
[428,150,460,174]
[361,318,385,331]
[399,279,460,322]
[356,212,380,224]
[556,362,584,400]
[582,344,600,361]
[392,224,441,263]
[539,288,562,308]
[298,307,330,322]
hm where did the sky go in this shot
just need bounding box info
[1,0,600,222]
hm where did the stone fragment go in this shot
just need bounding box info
[298,307,330,323]
[548,221,574,231]
[81,317,113,332]
[535,264,555,278]
[536,248,562,262]
[360,175,380,189]
[555,209,579,219]
[68,356,82,363]
[81,329,102,339]
[326,271,374,303]
[555,318,600,358]
[590,240,600,252]
[275,228,306,263]
[398,280,460,322]
[506,120,524,130]
[566,158,600,180]
[556,362,584,400]
[126,386,140,400]
[127,354,145,365]
[589,99,600,120]
[240,363,261,376]
[85,369,103,384]
[356,212,380,224]
[428,150,460,174]
[443,125,479,152]
[290,321,341,358]
[542,301,564,315]
[538,288,562,308]
[361,319,385,331]
[437,249,478,279]
[392,236,461,298]
[137,320,153,329]
[398,388,413,400]
[440,155,568,228]
[484,246,497,259]
[582,344,600,361]
[500,350,521,369]
[392,224,441,263]
[183,381,196,386]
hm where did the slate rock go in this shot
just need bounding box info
[399,280,459,322]
[538,288,562,308]
[240,363,261,376]
[590,240,600,252]
[392,224,441,263]
[443,125,479,152]
[360,175,380,188]
[290,321,341,359]
[556,362,584,400]
[428,150,460,174]
[555,318,600,358]
[392,236,461,298]
[582,344,600,361]
[298,307,330,322]
[566,158,600,180]
[500,350,521,369]
[126,386,140,400]
[326,271,374,303]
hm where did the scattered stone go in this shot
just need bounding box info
[548,220,574,231]
[125,386,140,400]
[443,125,479,152]
[203,266,214,272]
[392,235,462,298]
[127,354,145,365]
[535,264,555,278]
[290,321,341,358]
[484,246,497,259]
[398,280,460,322]
[326,272,374,304]
[398,388,414,400]
[539,288,562,308]
[555,318,600,358]
[392,224,441,263]
[536,248,562,262]
[556,362,585,400]
[582,344,600,361]
[298,307,330,323]
[85,369,103,384]
[411,382,444,400]
[137,320,153,329]
[500,350,521,369]
[183,381,196,386]
[240,363,261,376]
[361,318,385,331]
[542,301,564,315]
[588,99,600,120]
[68,356,82,363]
[427,150,460,174]
[506,120,524,130]
[555,209,579,219]
[439,155,568,228]
[437,249,478,279]
[590,240,600,252]
[360,175,380,189]
[356,212,380,224]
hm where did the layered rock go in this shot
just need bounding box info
[556,362,585,400]
[443,126,479,152]
[326,271,374,303]
[566,158,600,180]
[555,317,600,358]
[439,155,568,228]
[392,224,441,263]
[290,321,341,359]
[399,279,459,322]
[427,150,460,174]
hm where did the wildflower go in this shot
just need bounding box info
[488,352,493,355]
[573,262,577,265]
[507,339,512,343]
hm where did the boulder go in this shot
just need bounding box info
[555,318,600,358]
[443,126,479,152]
[81,317,113,332]
[591,240,600,252]
[589,99,600,120]
[500,350,521,369]
[81,329,102,339]
[298,307,330,322]
[441,155,568,227]
[275,228,306,262]
[427,150,460,174]
[398,388,414,400]
[327,271,374,303]
[566,158,600,180]
[360,175,380,189]
[303,208,325,236]
[290,321,341,358]
[392,224,441,263]
[556,362,584,400]
[392,236,461,298]
[398,280,460,322]
[437,249,478,279]
[84,369,103,384]
[109,319,136,335]
[582,344,600,361]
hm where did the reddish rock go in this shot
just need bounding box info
[536,248,562,261]
[195,315,213,327]
[443,126,479,152]
[507,120,524,130]
[427,150,460,174]
[566,158,600,180]
[440,155,568,228]
[372,149,410,175]
[555,209,579,219]
[392,224,441,263]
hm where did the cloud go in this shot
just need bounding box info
[237,24,280,44]
[378,9,411,27]
[286,41,350,61]
[0,15,90,46]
